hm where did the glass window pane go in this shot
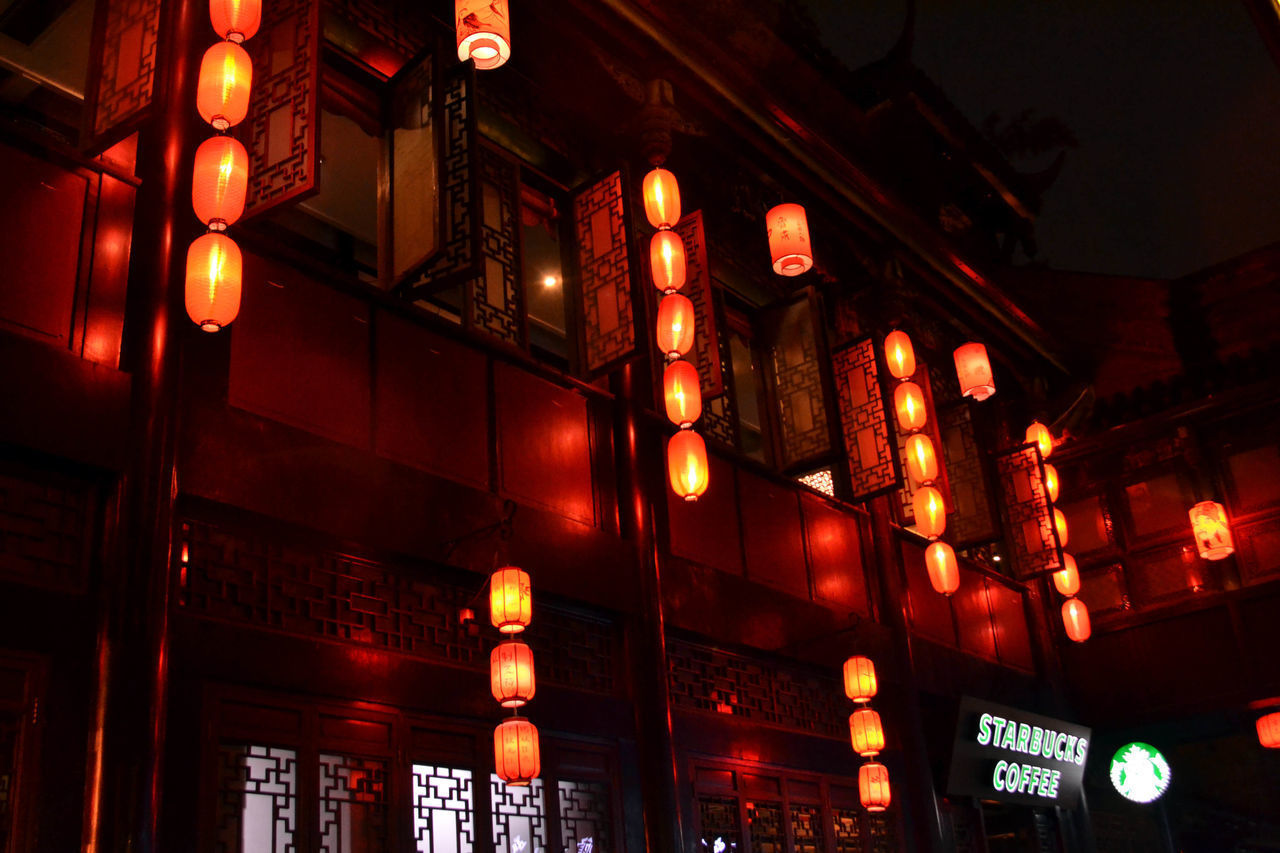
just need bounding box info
[557,779,610,852]
[412,764,476,853]
[215,744,298,853]
[521,183,568,365]
[697,795,741,852]
[491,774,547,853]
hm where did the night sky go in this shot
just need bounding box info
[799,0,1280,280]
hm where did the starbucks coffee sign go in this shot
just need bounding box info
[1109,742,1170,803]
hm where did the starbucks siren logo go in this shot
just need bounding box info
[1109,742,1170,803]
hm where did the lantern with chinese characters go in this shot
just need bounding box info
[494,716,540,785]
[893,382,926,432]
[655,294,695,358]
[490,567,531,634]
[905,434,938,485]
[1053,553,1081,597]
[849,709,885,757]
[953,342,995,401]
[1062,597,1091,643]
[196,41,253,130]
[192,135,248,230]
[642,168,682,230]
[1043,463,1060,504]
[925,541,959,596]
[884,330,915,380]
[663,359,702,428]
[1054,508,1069,547]
[1026,421,1053,459]
[667,430,709,501]
[1258,712,1280,749]
[843,656,877,703]
[913,486,946,540]
[766,203,813,276]
[859,762,891,812]
[456,0,511,70]
[210,0,261,42]
[185,232,242,332]
[1189,501,1234,561]
[490,641,536,708]
[649,230,687,293]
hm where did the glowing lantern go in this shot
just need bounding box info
[1054,508,1069,547]
[1026,421,1053,459]
[197,41,253,130]
[210,0,261,42]
[843,656,877,703]
[494,717,540,786]
[642,168,682,230]
[456,0,511,70]
[192,135,248,230]
[663,359,702,428]
[650,230,687,293]
[884,330,915,380]
[656,293,695,358]
[912,486,946,540]
[490,641,536,708]
[849,709,885,757]
[185,232,242,332]
[1062,597,1091,643]
[925,541,959,596]
[1053,553,1080,597]
[668,430,709,502]
[953,342,995,401]
[1043,463,1060,504]
[1189,501,1234,561]
[859,762,891,812]
[766,203,813,276]
[905,434,938,485]
[490,567,531,634]
[1257,712,1280,748]
[893,382,927,433]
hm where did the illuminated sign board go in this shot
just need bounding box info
[1109,742,1170,803]
[946,696,1092,808]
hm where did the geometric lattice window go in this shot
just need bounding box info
[867,812,898,853]
[790,804,824,853]
[318,753,388,852]
[745,801,783,852]
[490,775,547,853]
[697,795,741,851]
[215,744,299,853]
[796,467,836,498]
[831,808,863,853]
[412,765,475,853]
[557,779,610,852]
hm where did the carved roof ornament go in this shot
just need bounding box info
[586,44,706,165]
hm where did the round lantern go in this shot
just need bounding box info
[1026,421,1053,460]
[1062,597,1091,643]
[642,168,681,230]
[925,541,959,596]
[953,342,995,401]
[1043,463,1060,504]
[494,716,540,786]
[656,293,695,358]
[668,430,709,502]
[1053,553,1080,597]
[859,762,891,812]
[210,0,261,42]
[490,641,536,708]
[663,359,702,428]
[192,135,249,230]
[766,203,813,276]
[912,486,946,540]
[197,41,253,130]
[1189,501,1234,561]
[649,230,687,293]
[884,330,915,380]
[1257,712,1280,749]
[456,0,511,70]
[905,434,938,486]
[849,708,885,757]
[490,567,531,634]
[843,656,877,703]
[185,232,242,332]
[1054,508,1069,547]
[893,382,927,433]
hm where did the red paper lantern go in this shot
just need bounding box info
[490,641,536,708]
[843,656,877,703]
[1189,500,1234,561]
[185,232,242,332]
[192,135,248,230]
[642,168,682,230]
[893,381,927,433]
[650,230,687,293]
[766,203,813,276]
[849,708,885,757]
[456,0,511,70]
[667,430,709,502]
[1062,598,1091,643]
[490,567,531,634]
[1258,712,1280,749]
[656,293,695,358]
[884,330,915,380]
[859,762,891,812]
[494,717,540,786]
[1026,421,1053,460]
[905,433,938,485]
[1053,553,1080,597]
[925,541,959,596]
[913,486,946,540]
[663,359,702,428]
[210,0,261,42]
[197,41,253,130]
[953,342,995,401]
[1054,508,1069,547]
[1043,463,1060,504]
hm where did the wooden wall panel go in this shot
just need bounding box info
[667,453,743,575]
[738,470,808,598]
[801,494,870,614]
[986,581,1034,672]
[952,572,997,662]
[81,172,135,368]
[901,539,955,646]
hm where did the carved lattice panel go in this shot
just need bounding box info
[215,745,298,853]
[319,753,387,852]
[867,813,898,853]
[746,802,783,853]
[996,445,1063,579]
[575,172,637,374]
[940,404,999,544]
[697,795,741,851]
[242,0,322,218]
[0,469,91,592]
[466,148,524,346]
[832,338,898,500]
[558,779,611,853]
[87,0,160,143]
[672,212,724,398]
[490,775,546,853]
[791,804,824,853]
[412,765,475,853]
[895,369,953,526]
[770,297,830,468]
[703,395,738,448]
[831,808,862,853]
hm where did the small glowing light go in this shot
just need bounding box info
[542,275,559,288]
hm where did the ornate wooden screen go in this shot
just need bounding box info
[832,337,899,501]
[463,147,525,346]
[996,444,1064,579]
[939,403,999,544]
[85,0,161,148]
[671,211,724,398]
[767,293,834,470]
[895,368,953,527]
[573,171,639,375]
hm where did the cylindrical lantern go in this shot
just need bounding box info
[1258,712,1280,749]
[1026,421,1053,459]
[656,293,695,358]
[1054,508,1069,547]
[494,717,540,786]
[843,656,877,703]
[490,567,531,634]
[192,135,249,230]
[893,381,927,433]
[953,342,995,401]
[642,168,682,230]
[1043,463,1060,504]
[925,541,959,596]
[456,0,511,70]
[1053,553,1080,597]
[905,434,938,486]
[766,203,813,276]
[884,330,915,380]
[849,709,885,757]
[649,230,687,293]
[197,41,253,130]
[913,486,946,540]
[1189,501,1234,561]
[667,430,709,502]
[185,232,242,332]
[490,641,536,708]
[210,0,262,42]
[1062,598,1091,643]
[663,359,702,428]
[859,762,891,812]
